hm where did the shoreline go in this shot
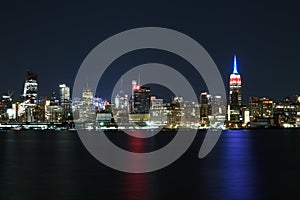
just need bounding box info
[1,122,300,131]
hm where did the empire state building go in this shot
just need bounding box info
[227,54,242,124]
[229,55,242,107]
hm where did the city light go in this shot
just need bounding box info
[0,55,300,130]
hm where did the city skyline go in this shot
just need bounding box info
[1,54,300,130]
[0,54,299,104]
[0,53,299,106]
[1,52,300,103]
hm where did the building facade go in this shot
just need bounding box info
[227,55,243,127]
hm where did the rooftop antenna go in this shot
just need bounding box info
[86,76,89,90]
[233,54,238,74]
[121,76,123,90]
[138,73,141,85]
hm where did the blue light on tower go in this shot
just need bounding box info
[233,54,238,74]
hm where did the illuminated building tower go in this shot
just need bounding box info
[165,100,181,128]
[249,97,274,121]
[229,55,242,106]
[35,96,46,122]
[19,71,38,122]
[115,90,128,110]
[129,85,151,125]
[273,98,297,127]
[59,84,70,104]
[45,92,63,122]
[82,88,94,106]
[132,86,150,114]
[0,94,13,121]
[131,86,150,114]
[22,71,38,105]
[150,96,165,125]
[228,55,243,125]
[113,90,129,124]
[131,80,137,96]
[130,80,137,114]
[79,87,95,126]
[59,84,72,122]
[199,92,212,126]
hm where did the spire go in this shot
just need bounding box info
[233,54,238,74]
[138,73,141,85]
[120,76,123,90]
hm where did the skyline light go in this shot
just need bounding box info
[233,54,238,74]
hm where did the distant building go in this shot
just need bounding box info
[150,96,166,125]
[131,80,137,96]
[113,90,129,124]
[129,85,151,125]
[164,101,181,128]
[59,84,70,104]
[209,95,226,128]
[21,71,38,105]
[229,55,242,106]
[93,97,107,111]
[249,97,274,121]
[19,71,38,122]
[35,97,47,122]
[59,84,72,122]
[79,88,95,123]
[227,55,243,128]
[199,92,211,126]
[274,98,298,128]
[130,85,150,114]
[96,101,116,127]
[115,90,128,109]
[199,93,226,128]
[45,92,62,122]
[0,94,13,121]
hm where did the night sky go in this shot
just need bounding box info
[0,0,299,103]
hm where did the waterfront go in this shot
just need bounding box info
[0,129,300,200]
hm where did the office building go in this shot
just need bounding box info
[129,85,151,125]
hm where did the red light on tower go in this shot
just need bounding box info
[229,74,241,85]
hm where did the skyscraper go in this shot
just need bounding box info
[115,90,128,110]
[0,94,13,120]
[113,90,129,124]
[199,92,211,126]
[249,96,274,121]
[21,71,38,106]
[129,85,151,125]
[80,87,95,123]
[131,80,137,97]
[19,71,38,122]
[227,55,243,126]
[59,84,72,122]
[229,55,242,106]
[131,85,150,114]
[45,92,62,122]
[59,84,70,104]
[150,96,165,125]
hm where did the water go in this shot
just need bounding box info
[0,129,300,200]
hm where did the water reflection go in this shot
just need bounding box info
[1,130,300,199]
[220,130,261,199]
[121,130,155,200]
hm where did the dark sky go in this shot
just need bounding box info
[0,0,299,103]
